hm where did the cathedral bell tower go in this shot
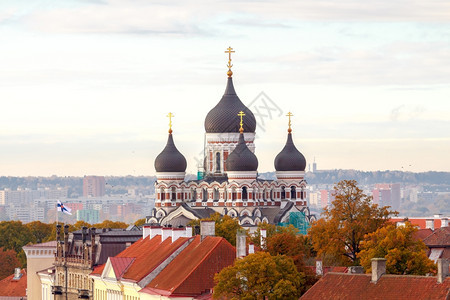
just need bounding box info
[203,47,257,177]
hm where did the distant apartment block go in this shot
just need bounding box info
[83,176,106,197]
[372,183,401,210]
[77,209,100,224]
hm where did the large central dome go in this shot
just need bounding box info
[204,77,256,133]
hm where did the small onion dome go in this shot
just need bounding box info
[154,133,187,172]
[204,77,256,133]
[274,133,306,171]
[226,133,258,171]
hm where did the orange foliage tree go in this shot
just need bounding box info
[0,247,20,280]
[309,180,397,265]
[358,222,436,275]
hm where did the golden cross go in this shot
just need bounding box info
[286,112,293,132]
[167,112,174,133]
[225,46,235,77]
[238,111,245,133]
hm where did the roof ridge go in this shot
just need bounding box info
[169,236,223,294]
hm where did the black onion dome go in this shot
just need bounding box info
[205,77,256,133]
[154,133,187,172]
[274,133,306,171]
[226,133,258,172]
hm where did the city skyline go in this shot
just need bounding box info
[1,0,449,176]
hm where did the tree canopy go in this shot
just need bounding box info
[0,247,21,280]
[189,212,241,246]
[358,223,436,275]
[213,252,304,300]
[309,180,397,265]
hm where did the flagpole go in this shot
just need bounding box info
[56,199,59,241]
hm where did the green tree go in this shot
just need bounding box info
[0,248,21,280]
[213,252,304,300]
[358,223,436,275]
[309,180,396,266]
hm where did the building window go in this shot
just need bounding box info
[281,187,286,200]
[291,186,296,199]
[242,187,248,200]
[216,152,221,173]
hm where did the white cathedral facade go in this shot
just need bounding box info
[147,51,315,227]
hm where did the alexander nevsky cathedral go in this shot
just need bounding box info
[147,48,315,228]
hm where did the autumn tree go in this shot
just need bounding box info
[26,221,53,244]
[0,248,21,280]
[309,180,396,266]
[213,252,304,300]
[94,220,128,229]
[265,232,317,293]
[249,222,298,248]
[358,223,436,275]
[134,218,146,226]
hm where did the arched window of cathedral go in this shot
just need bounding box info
[242,187,248,200]
[281,186,286,200]
[191,188,196,201]
[291,186,296,199]
[270,189,273,200]
[214,188,219,200]
[216,152,221,173]
[203,188,208,201]
[161,188,166,201]
[171,187,176,201]
[262,188,266,200]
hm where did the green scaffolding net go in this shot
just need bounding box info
[278,211,310,235]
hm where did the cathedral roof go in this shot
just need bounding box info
[154,133,187,173]
[274,132,306,172]
[204,77,256,133]
[226,132,258,172]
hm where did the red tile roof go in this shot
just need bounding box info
[423,227,450,247]
[110,257,135,279]
[0,269,27,297]
[414,228,434,241]
[300,272,450,300]
[115,235,191,282]
[144,235,236,297]
[91,264,105,275]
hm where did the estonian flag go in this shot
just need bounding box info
[57,200,72,215]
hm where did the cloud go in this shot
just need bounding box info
[19,0,450,35]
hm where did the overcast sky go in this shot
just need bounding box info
[1,0,449,176]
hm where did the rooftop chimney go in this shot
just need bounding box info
[260,229,267,249]
[13,268,21,280]
[441,218,449,228]
[200,221,215,240]
[185,226,193,238]
[162,227,172,241]
[248,243,255,254]
[143,225,151,239]
[437,259,449,284]
[81,226,87,244]
[426,219,435,230]
[316,260,323,276]
[172,227,185,242]
[371,258,386,283]
[150,225,162,239]
[236,230,247,258]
